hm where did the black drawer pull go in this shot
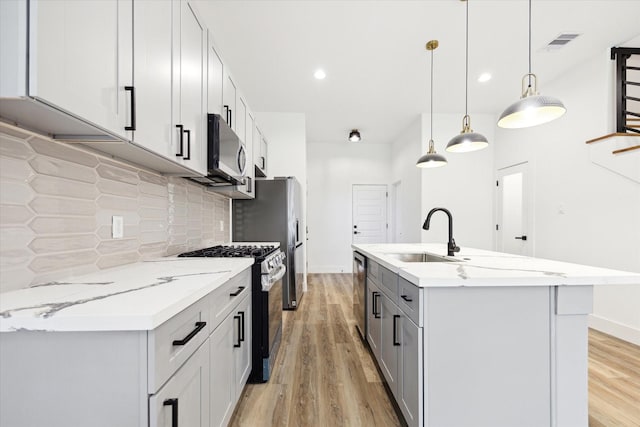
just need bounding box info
[124,85,136,131]
[229,286,245,297]
[393,314,401,346]
[172,321,206,346]
[239,311,245,342]
[400,295,413,302]
[175,124,184,157]
[373,291,381,319]
[163,398,178,427]
[183,129,191,160]
[234,314,242,348]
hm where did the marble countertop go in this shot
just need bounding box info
[0,257,254,332]
[352,243,640,287]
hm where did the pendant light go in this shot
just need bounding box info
[446,0,489,153]
[417,40,448,168]
[497,0,566,128]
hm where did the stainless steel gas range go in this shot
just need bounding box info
[178,244,285,382]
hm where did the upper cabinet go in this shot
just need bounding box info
[0,0,270,189]
[254,128,268,178]
[0,0,133,142]
[135,0,206,174]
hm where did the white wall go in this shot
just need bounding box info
[307,142,391,273]
[390,116,422,243]
[254,113,308,288]
[494,49,640,344]
[420,113,496,251]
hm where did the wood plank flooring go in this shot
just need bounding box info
[230,273,640,427]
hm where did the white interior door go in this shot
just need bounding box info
[390,181,402,243]
[496,162,532,256]
[352,184,388,244]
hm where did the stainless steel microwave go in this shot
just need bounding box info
[191,113,246,186]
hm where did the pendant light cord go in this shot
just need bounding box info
[465,0,469,116]
[528,0,532,88]
[430,48,434,142]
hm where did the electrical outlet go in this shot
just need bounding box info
[112,216,124,239]
[219,220,224,231]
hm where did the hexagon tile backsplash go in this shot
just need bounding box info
[0,124,231,293]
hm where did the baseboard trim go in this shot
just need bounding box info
[589,314,640,346]
[308,265,352,274]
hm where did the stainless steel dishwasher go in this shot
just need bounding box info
[353,251,366,339]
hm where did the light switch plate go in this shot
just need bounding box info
[112,216,124,239]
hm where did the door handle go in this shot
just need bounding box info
[239,311,245,343]
[230,286,245,297]
[124,86,136,131]
[175,124,184,157]
[224,105,230,124]
[393,314,401,346]
[373,292,381,318]
[163,398,178,427]
[234,314,242,348]
[172,321,206,346]
[183,129,191,160]
[515,235,528,241]
[400,295,413,302]
[353,231,360,235]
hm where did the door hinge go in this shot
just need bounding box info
[496,224,499,231]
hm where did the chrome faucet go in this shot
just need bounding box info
[423,207,460,256]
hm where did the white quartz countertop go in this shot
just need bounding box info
[352,243,640,287]
[0,257,254,332]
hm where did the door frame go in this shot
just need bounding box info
[495,162,535,256]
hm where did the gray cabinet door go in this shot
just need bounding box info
[380,293,400,398]
[399,316,422,427]
[366,278,382,362]
[149,342,210,427]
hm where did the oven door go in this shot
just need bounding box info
[266,265,285,355]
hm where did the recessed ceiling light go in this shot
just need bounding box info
[478,73,492,83]
[314,69,326,80]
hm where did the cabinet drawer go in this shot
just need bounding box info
[379,265,399,302]
[367,259,379,282]
[210,268,251,330]
[398,277,423,327]
[148,295,211,393]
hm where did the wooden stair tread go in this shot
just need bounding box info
[585,133,640,144]
[612,145,640,155]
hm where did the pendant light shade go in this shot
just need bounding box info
[498,0,566,129]
[417,40,448,168]
[446,0,489,153]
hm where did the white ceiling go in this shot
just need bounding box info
[192,0,640,144]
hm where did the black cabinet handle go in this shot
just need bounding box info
[373,292,380,319]
[183,129,191,160]
[400,295,413,302]
[172,321,206,346]
[260,156,265,170]
[229,109,233,128]
[353,231,360,235]
[393,315,400,346]
[124,86,136,131]
[233,314,241,348]
[239,311,245,343]
[163,398,178,427]
[175,124,184,157]
[229,286,245,297]
[224,105,230,124]
[515,235,527,241]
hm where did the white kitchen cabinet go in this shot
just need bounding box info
[254,126,268,178]
[366,278,382,362]
[234,293,252,394]
[236,96,247,143]
[379,293,400,398]
[150,342,210,427]
[209,309,236,427]
[223,72,237,130]
[207,35,224,116]
[172,0,207,174]
[0,0,133,140]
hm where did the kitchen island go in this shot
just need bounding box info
[353,243,639,427]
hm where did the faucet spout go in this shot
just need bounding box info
[423,207,460,256]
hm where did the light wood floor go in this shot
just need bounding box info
[230,273,640,427]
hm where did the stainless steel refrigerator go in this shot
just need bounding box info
[232,177,304,310]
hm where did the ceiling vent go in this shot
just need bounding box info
[544,33,581,51]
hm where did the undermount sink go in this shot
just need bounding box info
[382,252,456,263]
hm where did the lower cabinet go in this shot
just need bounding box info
[366,260,422,427]
[150,342,210,427]
[379,293,400,398]
[210,293,251,427]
